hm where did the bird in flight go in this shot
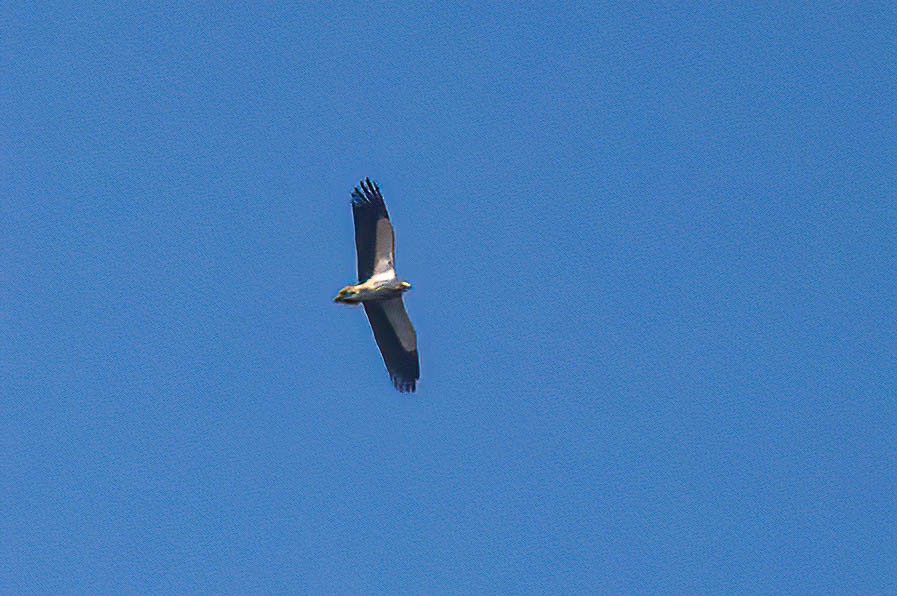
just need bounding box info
[334,178,419,392]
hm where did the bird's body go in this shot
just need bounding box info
[334,278,410,304]
[334,178,419,393]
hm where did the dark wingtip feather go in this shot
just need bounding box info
[350,178,389,220]
[393,377,416,393]
[350,186,366,205]
[351,177,383,205]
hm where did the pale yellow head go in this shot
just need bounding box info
[333,285,359,303]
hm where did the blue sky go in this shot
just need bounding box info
[2,2,895,592]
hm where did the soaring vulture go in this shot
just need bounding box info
[333,178,419,392]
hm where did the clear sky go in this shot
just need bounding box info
[3,2,895,593]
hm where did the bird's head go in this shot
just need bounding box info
[333,286,358,303]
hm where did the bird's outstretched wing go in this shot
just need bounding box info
[363,297,419,392]
[351,178,395,282]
